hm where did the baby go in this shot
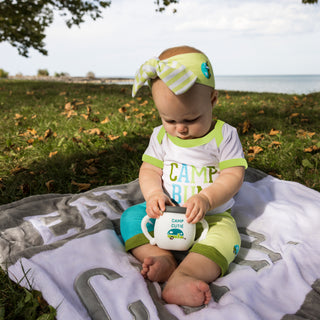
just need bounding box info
[120,45,247,307]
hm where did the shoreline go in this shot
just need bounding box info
[8,75,134,84]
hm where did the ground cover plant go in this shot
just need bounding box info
[0,79,319,318]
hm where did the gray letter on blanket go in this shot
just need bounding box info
[75,268,150,320]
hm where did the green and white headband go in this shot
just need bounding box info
[132,52,215,97]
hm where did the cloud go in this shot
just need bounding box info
[174,0,320,36]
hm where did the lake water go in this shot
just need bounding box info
[112,74,320,94]
[215,75,320,94]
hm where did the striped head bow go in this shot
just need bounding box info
[132,53,215,97]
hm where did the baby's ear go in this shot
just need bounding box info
[211,90,219,107]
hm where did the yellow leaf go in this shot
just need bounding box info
[242,120,251,134]
[297,129,315,138]
[258,110,265,115]
[248,146,263,155]
[289,113,299,118]
[268,141,282,148]
[123,103,131,108]
[81,114,89,120]
[44,128,53,139]
[253,133,264,143]
[140,100,149,106]
[136,97,142,101]
[84,128,101,135]
[304,145,319,153]
[27,128,37,136]
[101,116,110,124]
[123,131,128,136]
[269,129,280,136]
[108,134,120,141]
[135,113,145,119]
[118,106,127,113]
[14,113,23,120]
[49,151,58,158]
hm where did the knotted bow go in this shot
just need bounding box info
[132,57,197,97]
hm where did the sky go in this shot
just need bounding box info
[1,0,320,77]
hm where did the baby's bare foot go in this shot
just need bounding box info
[162,273,211,306]
[141,255,177,282]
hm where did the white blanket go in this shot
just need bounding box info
[1,168,319,320]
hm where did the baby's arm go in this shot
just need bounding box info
[184,166,245,223]
[139,162,174,218]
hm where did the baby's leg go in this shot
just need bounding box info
[162,252,220,306]
[132,244,177,283]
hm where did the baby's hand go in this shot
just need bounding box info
[146,192,174,219]
[183,194,211,224]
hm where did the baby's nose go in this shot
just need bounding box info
[176,123,188,133]
[176,124,188,133]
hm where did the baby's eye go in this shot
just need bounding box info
[184,117,200,123]
[165,120,176,124]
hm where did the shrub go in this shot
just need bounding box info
[54,72,70,77]
[0,69,9,78]
[37,69,49,76]
[86,71,95,79]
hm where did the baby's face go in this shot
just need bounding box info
[152,80,217,140]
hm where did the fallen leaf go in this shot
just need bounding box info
[253,133,264,143]
[108,134,120,141]
[49,151,58,158]
[44,128,53,139]
[71,181,91,191]
[269,129,280,136]
[83,166,99,175]
[122,143,135,152]
[289,113,299,118]
[28,128,37,136]
[297,130,316,138]
[84,128,102,135]
[101,116,110,124]
[248,146,263,156]
[10,166,27,174]
[242,120,251,134]
[81,114,89,120]
[135,113,145,119]
[140,100,149,106]
[123,103,131,108]
[304,145,319,153]
[123,131,128,136]
[258,110,265,114]
[268,141,282,148]
[45,180,55,192]
[14,113,23,120]
[118,107,127,113]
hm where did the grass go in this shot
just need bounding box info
[0,79,319,317]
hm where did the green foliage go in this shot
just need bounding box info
[0,268,56,320]
[37,69,49,76]
[0,69,8,78]
[0,0,111,57]
[0,0,180,57]
[54,72,69,77]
